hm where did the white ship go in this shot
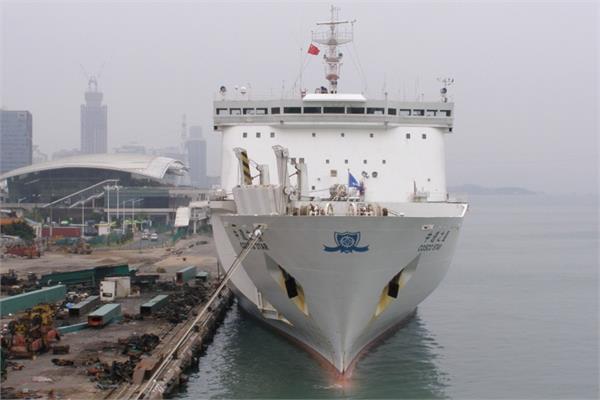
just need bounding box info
[209,7,467,375]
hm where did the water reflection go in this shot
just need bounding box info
[176,302,447,399]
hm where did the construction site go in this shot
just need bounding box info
[0,230,236,400]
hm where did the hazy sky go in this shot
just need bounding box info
[1,1,597,193]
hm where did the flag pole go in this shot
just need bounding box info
[299,47,303,97]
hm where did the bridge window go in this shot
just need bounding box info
[299,157,305,163]
[230,108,241,115]
[369,133,374,138]
[242,132,247,138]
[303,107,321,114]
[312,132,316,137]
[382,160,386,164]
[216,108,227,115]
[347,107,365,114]
[256,108,267,115]
[344,159,348,164]
[271,107,280,114]
[399,109,411,116]
[413,109,425,116]
[426,109,437,117]
[372,171,378,178]
[323,106,345,114]
[256,132,261,138]
[422,134,427,139]
[363,159,368,164]
[340,132,345,137]
[367,107,384,115]
[243,108,255,115]
[325,159,330,164]
[439,110,451,117]
[330,170,337,177]
[270,132,275,138]
[406,133,411,139]
[284,107,301,114]
[387,108,397,115]
[290,158,296,165]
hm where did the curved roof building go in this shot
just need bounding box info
[1,153,188,204]
[0,153,187,182]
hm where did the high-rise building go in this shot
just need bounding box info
[186,126,207,188]
[80,77,107,154]
[0,110,33,174]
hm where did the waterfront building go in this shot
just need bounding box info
[0,110,33,174]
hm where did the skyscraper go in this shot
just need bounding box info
[0,110,33,174]
[80,77,107,154]
[186,126,207,188]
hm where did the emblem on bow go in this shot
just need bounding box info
[323,232,369,253]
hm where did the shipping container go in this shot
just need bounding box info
[140,294,170,316]
[176,266,197,284]
[87,303,121,327]
[68,295,101,317]
[195,271,209,282]
[100,277,131,302]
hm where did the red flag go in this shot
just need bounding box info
[307,43,320,55]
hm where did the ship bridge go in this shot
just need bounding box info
[213,94,454,131]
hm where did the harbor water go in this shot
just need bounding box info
[176,195,598,399]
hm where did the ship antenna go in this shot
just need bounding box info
[437,77,455,103]
[312,6,355,93]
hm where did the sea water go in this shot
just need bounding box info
[176,195,599,399]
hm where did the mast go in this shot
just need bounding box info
[312,6,354,93]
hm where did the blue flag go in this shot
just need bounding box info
[348,171,361,189]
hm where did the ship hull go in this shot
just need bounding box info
[211,210,464,373]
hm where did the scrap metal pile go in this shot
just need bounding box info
[0,270,39,296]
[1,304,61,359]
[152,284,208,324]
[84,333,161,389]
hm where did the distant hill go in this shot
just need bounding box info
[448,184,537,195]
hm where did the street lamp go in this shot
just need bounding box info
[81,195,86,238]
[115,186,120,223]
[104,185,111,224]
[131,198,143,233]
[122,198,142,233]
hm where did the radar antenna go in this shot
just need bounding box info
[438,77,454,103]
[312,6,355,93]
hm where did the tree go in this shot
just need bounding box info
[1,221,36,241]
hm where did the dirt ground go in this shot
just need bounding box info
[2,313,170,399]
[0,233,219,399]
[0,235,219,279]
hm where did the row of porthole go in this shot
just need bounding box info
[323,159,386,165]
[241,132,427,139]
[289,157,387,165]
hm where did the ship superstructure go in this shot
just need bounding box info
[209,7,467,374]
